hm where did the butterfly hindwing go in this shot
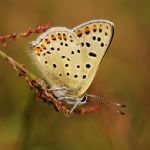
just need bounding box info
[72,20,114,96]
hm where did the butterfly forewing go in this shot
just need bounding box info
[32,27,85,91]
[72,20,114,96]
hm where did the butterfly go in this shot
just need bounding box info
[31,19,125,114]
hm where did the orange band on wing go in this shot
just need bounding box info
[34,46,42,53]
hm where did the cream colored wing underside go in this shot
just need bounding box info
[31,27,86,94]
[31,20,114,98]
[72,20,114,96]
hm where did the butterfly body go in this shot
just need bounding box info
[31,19,114,108]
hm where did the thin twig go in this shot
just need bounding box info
[0,49,70,116]
[0,22,51,47]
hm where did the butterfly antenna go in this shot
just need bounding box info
[87,94,126,115]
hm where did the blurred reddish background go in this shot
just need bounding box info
[0,0,149,149]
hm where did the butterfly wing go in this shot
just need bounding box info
[72,20,114,96]
[31,20,114,99]
[31,27,84,93]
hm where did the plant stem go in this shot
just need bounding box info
[0,49,71,115]
[0,49,7,58]
[0,49,100,115]
[0,49,37,80]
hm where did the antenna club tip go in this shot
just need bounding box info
[119,110,125,115]
[121,104,126,108]
[116,103,126,108]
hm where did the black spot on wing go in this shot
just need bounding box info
[101,42,104,47]
[86,64,91,68]
[53,64,57,68]
[89,52,97,57]
[82,75,87,79]
[86,42,90,47]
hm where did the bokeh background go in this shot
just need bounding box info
[0,0,150,150]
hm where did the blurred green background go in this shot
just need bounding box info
[0,0,150,150]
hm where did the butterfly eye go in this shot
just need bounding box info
[81,95,87,103]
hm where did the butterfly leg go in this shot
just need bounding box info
[58,96,76,102]
[58,95,86,105]
[46,87,70,98]
[47,87,67,92]
[70,101,80,114]
[58,96,80,114]
[57,96,80,113]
